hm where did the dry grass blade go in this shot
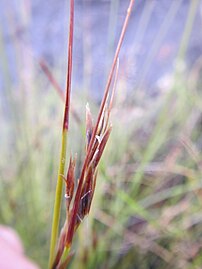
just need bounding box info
[39,58,80,124]
[39,58,65,102]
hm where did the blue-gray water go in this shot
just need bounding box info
[0,0,202,99]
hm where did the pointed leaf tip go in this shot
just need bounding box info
[86,103,93,150]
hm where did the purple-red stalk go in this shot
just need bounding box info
[39,58,81,124]
[39,58,65,102]
[63,0,74,131]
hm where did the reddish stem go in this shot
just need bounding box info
[63,0,74,131]
[39,58,65,101]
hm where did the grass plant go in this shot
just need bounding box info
[49,0,134,268]
[0,1,202,269]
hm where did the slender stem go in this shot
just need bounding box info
[39,58,81,124]
[49,0,74,267]
[49,132,67,268]
[39,58,65,102]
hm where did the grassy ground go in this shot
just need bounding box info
[0,1,202,268]
[1,62,202,268]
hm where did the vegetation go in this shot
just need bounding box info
[0,0,201,269]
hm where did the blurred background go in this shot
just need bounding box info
[0,0,202,268]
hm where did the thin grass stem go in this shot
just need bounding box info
[49,0,74,267]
